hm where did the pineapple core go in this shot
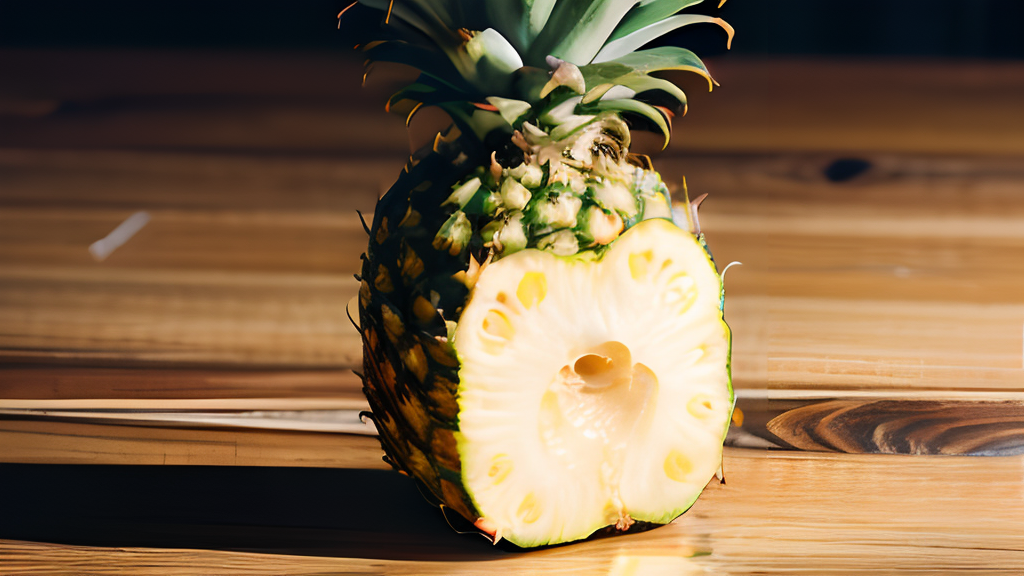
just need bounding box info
[454,219,732,547]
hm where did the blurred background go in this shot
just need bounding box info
[3,0,1024,57]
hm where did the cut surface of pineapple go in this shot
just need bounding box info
[454,218,732,547]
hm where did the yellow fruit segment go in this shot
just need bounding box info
[687,394,716,419]
[482,309,514,341]
[663,450,693,483]
[628,250,654,280]
[517,493,543,524]
[516,271,548,309]
[488,454,513,485]
[663,272,698,313]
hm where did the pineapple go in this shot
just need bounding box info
[343,0,735,548]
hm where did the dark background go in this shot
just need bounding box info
[1,0,1023,59]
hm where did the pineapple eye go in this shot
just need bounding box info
[628,250,654,280]
[482,309,514,342]
[663,450,693,483]
[687,394,716,419]
[517,492,543,524]
[516,272,547,309]
[488,454,513,484]
[663,272,698,313]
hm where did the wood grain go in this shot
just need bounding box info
[0,419,388,468]
[3,448,1024,574]
[0,366,363,400]
[766,399,1024,455]
[4,151,1024,388]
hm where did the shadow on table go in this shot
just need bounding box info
[0,464,506,560]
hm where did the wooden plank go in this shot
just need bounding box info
[766,297,1024,386]
[6,392,1024,456]
[6,150,1024,300]
[0,270,361,366]
[5,283,1020,389]
[0,408,377,434]
[673,59,1024,156]
[0,366,362,400]
[3,447,1023,573]
[0,148,395,212]
[0,419,387,468]
[0,209,366,274]
[4,152,1024,385]
[763,399,1024,455]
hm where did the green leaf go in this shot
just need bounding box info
[590,98,671,148]
[526,0,640,66]
[387,83,438,115]
[582,83,616,104]
[601,46,715,89]
[527,0,559,42]
[364,41,472,91]
[607,0,705,42]
[593,14,734,63]
[512,65,551,104]
[579,62,634,87]
[483,0,530,52]
[617,75,688,106]
[437,102,512,142]
[480,0,558,53]
[549,114,598,140]
[485,96,532,125]
[386,80,476,119]
[448,28,523,95]
[578,47,697,109]
[358,0,460,49]
[466,28,524,75]
[539,96,583,125]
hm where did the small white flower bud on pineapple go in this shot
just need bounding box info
[444,177,482,208]
[537,229,579,256]
[433,211,472,255]
[500,178,532,210]
[535,192,582,229]
[593,181,638,218]
[495,212,528,255]
[583,206,625,245]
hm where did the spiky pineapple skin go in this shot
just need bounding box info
[358,134,485,524]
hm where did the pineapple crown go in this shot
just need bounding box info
[340,0,732,149]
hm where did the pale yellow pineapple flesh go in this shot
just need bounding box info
[454,218,732,547]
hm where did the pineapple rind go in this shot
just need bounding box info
[360,131,485,517]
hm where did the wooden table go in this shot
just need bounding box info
[2,50,1024,574]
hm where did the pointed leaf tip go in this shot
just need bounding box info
[540,59,586,98]
[485,97,532,125]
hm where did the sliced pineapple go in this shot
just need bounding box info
[454,218,732,547]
